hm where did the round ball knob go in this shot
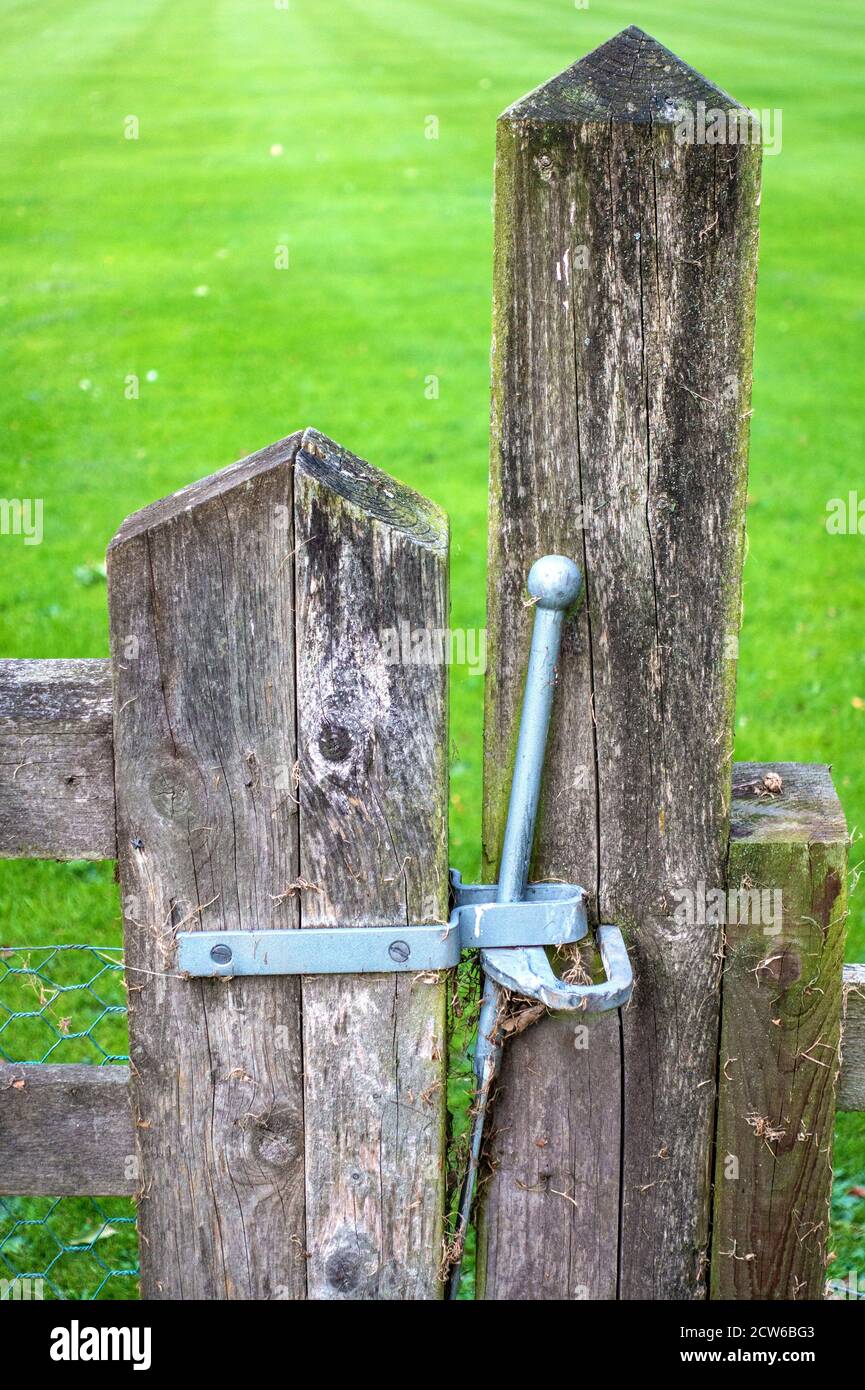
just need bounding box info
[527,555,582,612]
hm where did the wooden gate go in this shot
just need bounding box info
[1,29,862,1301]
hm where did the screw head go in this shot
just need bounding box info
[210,944,233,966]
[388,940,411,964]
[527,555,582,612]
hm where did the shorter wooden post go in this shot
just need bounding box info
[711,763,847,1299]
[107,427,450,1300]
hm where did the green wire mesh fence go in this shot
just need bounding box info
[0,1198,139,1301]
[0,945,139,1301]
[0,945,127,1065]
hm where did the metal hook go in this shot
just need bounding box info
[481,922,632,1013]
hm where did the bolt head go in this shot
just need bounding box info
[388,940,411,964]
[527,555,582,612]
[210,944,233,966]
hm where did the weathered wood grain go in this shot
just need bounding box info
[711,763,847,1298]
[294,429,450,1300]
[480,27,761,1300]
[0,1063,135,1196]
[107,432,307,1299]
[840,964,865,1112]
[0,660,115,859]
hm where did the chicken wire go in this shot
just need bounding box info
[0,945,139,1301]
[0,1197,138,1301]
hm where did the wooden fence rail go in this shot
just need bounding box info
[0,659,115,858]
[0,1065,136,1196]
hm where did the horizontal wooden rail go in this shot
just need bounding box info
[0,659,116,859]
[0,1063,135,1195]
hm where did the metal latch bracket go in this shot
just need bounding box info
[177,870,632,1013]
[177,873,586,977]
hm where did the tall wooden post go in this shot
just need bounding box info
[479,28,761,1298]
[108,428,450,1298]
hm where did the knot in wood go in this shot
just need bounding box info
[148,762,201,824]
[246,1107,303,1171]
[318,721,353,763]
[323,1231,379,1296]
[756,950,801,990]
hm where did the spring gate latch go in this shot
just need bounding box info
[177,869,629,1005]
[446,555,633,1295]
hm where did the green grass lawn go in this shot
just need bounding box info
[1,0,863,1295]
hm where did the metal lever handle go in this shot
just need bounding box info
[449,555,635,1296]
[493,554,583,904]
[475,555,583,1066]
[449,554,586,1297]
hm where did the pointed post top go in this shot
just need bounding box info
[503,26,745,125]
[296,428,448,556]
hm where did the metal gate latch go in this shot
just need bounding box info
[178,555,632,1018]
[450,874,631,1012]
[179,871,630,1011]
[446,554,633,1296]
[179,876,588,977]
